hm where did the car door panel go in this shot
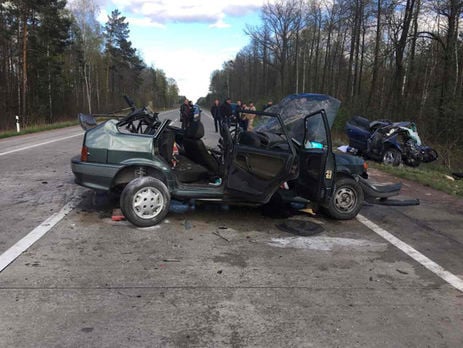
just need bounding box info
[225,113,296,202]
[296,111,335,202]
[235,148,287,180]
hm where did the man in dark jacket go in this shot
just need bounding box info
[263,100,273,111]
[220,97,233,127]
[180,98,191,129]
[210,98,220,133]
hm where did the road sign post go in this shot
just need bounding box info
[16,115,20,133]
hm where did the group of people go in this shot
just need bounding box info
[180,97,273,133]
[209,97,261,133]
[179,98,201,130]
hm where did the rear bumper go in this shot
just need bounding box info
[71,155,121,191]
[358,176,401,199]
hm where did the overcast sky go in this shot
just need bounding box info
[96,0,267,102]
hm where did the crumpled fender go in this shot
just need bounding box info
[358,176,401,199]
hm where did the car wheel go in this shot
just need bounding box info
[120,177,170,227]
[324,177,364,220]
[382,148,402,166]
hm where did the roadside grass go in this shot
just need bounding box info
[0,120,78,139]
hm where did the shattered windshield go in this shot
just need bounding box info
[252,114,284,134]
[263,93,341,142]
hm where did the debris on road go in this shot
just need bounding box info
[111,208,125,221]
[367,198,420,206]
[183,220,192,230]
[213,231,230,242]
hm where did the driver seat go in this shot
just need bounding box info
[183,121,219,175]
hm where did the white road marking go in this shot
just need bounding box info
[357,214,463,292]
[0,133,82,157]
[0,199,79,273]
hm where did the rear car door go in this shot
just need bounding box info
[296,110,335,202]
[225,112,296,202]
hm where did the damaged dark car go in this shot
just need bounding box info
[346,116,438,167]
[71,93,403,227]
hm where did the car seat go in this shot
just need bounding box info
[183,121,219,175]
[158,128,209,183]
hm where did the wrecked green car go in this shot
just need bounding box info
[71,94,402,227]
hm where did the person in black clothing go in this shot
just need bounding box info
[210,98,221,133]
[263,100,273,111]
[180,98,191,129]
[188,100,195,120]
[220,97,233,127]
[235,100,242,115]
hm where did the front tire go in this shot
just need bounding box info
[120,177,170,227]
[382,148,402,166]
[324,177,364,220]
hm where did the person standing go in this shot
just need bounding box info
[263,100,273,111]
[238,102,247,130]
[210,98,221,133]
[245,101,257,130]
[180,98,191,129]
[220,97,233,127]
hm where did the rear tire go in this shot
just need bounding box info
[324,177,364,220]
[120,177,170,227]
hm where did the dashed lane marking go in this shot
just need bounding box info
[0,133,82,157]
[0,199,80,273]
[357,214,463,293]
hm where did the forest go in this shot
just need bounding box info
[2,0,463,167]
[202,0,463,167]
[0,0,179,131]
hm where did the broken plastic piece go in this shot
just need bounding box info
[111,208,125,221]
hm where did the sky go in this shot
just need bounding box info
[96,0,267,102]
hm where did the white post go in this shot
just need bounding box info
[15,115,20,133]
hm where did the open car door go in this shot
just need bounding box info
[296,110,336,202]
[225,112,296,203]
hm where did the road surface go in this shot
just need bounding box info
[0,109,462,347]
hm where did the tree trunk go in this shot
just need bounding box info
[22,13,28,124]
[392,0,415,114]
[368,0,382,108]
[84,63,92,114]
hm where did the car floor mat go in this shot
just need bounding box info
[276,220,324,236]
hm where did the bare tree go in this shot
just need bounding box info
[246,0,304,95]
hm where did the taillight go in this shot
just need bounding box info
[81,146,88,162]
[363,161,368,171]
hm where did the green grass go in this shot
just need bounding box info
[369,162,463,197]
[0,120,79,139]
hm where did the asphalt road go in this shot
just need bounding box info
[0,110,462,347]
